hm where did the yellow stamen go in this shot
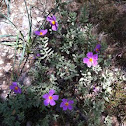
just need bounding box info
[65,102,69,106]
[96,48,99,51]
[49,96,53,100]
[40,32,43,35]
[52,21,56,25]
[15,86,18,90]
[89,58,93,62]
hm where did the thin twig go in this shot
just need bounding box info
[19,55,29,76]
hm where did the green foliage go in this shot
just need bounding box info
[80,4,89,24]
[36,37,54,60]
[55,55,78,80]
[0,86,51,126]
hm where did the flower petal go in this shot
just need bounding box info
[14,90,18,94]
[93,54,98,60]
[62,99,67,102]
[68,100,74,104]
[49,89,55,96]
[46,16,53,21]
[52,95,59,100]
[52,25,58,31]
[96,44,101,49]
[50,100,56,106]
[44,99,49,106]
[12,82,17,85]
[92,60,98,67]
[55,22,58,28]
[63,106,67,110]
[68,105,73,110]
[87,52,93,58]
[60,102,64,107]
[52,15,56,21]
[87,61,92,67]
[40,29,48,36]
[34,30,40,36]
[17,87,21,94]
[10,85,14,90]
[42,94,49,99]
[83,58,89,63]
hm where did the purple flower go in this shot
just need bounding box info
[36,53,41,57]
[46,15,58,31]
[60,99,74,111]
[94,44,101,53]
[42,89,59,106]
[33,53,41,59]
[83,52,98,67]
[10,82,21,94]
[93,86,100,93]
[34,29,48,36]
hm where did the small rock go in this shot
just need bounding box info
[23,76,31,87]
[37,17,44,22]
[32,19,37,25]
[35,10,39,15]
[18,72,27,85]
[7,54,14,59]
[1,52,7,57]
[0,59,4,65]
[18,72,31,86]
[0,72,3,77]
[0,92,7,100]
[3,63,12,72]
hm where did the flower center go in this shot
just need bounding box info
[52,21,56,25]
[40,32,43,35]
[15,86,18,90]
[89,58,93,62]
[49,96,53,100]
[65,102,69,106]
[96,48,99,51]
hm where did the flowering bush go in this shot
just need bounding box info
[0,1,125,126]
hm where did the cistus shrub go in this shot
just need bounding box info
[0,1,125,126]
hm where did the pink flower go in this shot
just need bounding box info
[83,52,98,67]
[46,15,58,31]
[34,29,48,36]
[60,99,74,111]
[42,89,59,106]
[10,82,21,94]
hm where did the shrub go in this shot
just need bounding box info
[0,0,125,126]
